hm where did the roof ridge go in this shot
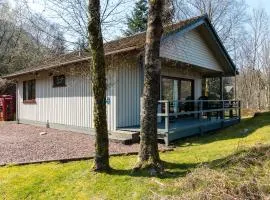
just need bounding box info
[105,14,207,45]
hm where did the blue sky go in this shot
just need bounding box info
[246,0,270,14]
[9,0,270,14]
[6,0,270,43]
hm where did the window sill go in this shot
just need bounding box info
[53,85,67,88]
[23,100,36,104]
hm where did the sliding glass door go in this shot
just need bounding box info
[161,76,194,114]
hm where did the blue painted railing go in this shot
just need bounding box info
[157,100,241,133]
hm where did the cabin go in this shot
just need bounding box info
[3,15,241,145]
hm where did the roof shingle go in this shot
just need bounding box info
[3,15,205,78]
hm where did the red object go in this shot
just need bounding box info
[0,95,16,121]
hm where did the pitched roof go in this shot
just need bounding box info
[3,15,236,78]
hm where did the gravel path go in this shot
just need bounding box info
[0,123,148,165]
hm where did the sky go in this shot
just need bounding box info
[8,0,270,14]
[246,0,270,14]
[6,0,270,46]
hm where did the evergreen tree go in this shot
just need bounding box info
[125,0,148,36]
[125,0,174,36]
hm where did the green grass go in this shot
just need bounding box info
[1,113,270,200]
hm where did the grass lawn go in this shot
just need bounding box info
[1,113,270,199]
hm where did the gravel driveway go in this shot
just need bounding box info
[0,123,145,165]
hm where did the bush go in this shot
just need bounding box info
[0,78,15,95]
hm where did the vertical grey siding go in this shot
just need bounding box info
[116,63,142,128]
[17,70,117,131]
[115,64,203,129]
[160,29,224,72]
[17,28,225,130]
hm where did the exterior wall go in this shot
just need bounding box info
[16,28,224,131]
[16,63,204,131]
[115,62,203,128]
[116,60,143,128]
[160,29,224,72]
[17,68,117,131]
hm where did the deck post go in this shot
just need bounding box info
[238,101,241,121]
[220,100,225,128]
[199,100,203,120]
[229,101,233,119]
[220,76,224,120]
[221,100,225,119]
[165,101,169,132]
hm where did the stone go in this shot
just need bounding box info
[39,132,47,136]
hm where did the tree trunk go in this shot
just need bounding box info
[88,0,110,171]
[134,0,164,173]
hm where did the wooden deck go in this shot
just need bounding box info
[118,100,241,145]
[118,117,240,145]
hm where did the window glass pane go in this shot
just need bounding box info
[24,80,36,100]
[28,81,31,100]
[31,80,36,100]
[53,75,66,87]
[181,80,192,101]
[162,77,194,101]
[23,81,26,100]
[161,78,173,100]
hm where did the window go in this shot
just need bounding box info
[161,77,194,101]
[53,75,66,87]
[23,79,36,103]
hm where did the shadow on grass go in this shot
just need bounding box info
[107,113,270,179]
[107,144,270,179]
[107,160,197,179]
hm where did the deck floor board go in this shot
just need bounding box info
[118,117,240,145]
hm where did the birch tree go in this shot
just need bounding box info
[88,0,110,171]
[134,0,164,173]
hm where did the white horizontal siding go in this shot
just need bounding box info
[160,29,223,72]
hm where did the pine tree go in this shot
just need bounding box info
[125,0,148,36]
[125,0,174,36]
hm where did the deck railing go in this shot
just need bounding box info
[157,100,241,133]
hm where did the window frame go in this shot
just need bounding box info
[161,76,195,101]
[53,75,66,88]
[23,79,36,104]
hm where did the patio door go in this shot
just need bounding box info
[161,76,194,114]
